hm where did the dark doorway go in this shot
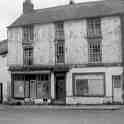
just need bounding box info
[55,73,66,102]
[0,83,3,103]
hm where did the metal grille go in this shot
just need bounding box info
[55,40,64,63]
[88,39,102,63]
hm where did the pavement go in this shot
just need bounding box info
[0,104,123,111]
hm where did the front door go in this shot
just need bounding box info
[55,74,66,101]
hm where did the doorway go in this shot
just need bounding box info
[55,73,66,102]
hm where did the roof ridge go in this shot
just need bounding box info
[35,0,103,13]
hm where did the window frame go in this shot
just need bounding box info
[72,73,105,97]
[87,17,101,38]
[88,39,102,64]
[112,75,122,89]
[23,47,33,65]
[23,24,34,42]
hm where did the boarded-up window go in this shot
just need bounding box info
[74,74,104,96]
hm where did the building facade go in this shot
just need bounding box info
[7,0,124,104]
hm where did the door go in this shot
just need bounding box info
[112,75,122,103]
[30,80,36,98]
[55,74,66,101]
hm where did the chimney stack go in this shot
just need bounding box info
[23,0,34,14]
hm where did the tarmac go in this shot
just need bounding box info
[0,104,123,111]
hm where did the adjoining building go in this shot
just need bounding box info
[7,0,124,104]
[0,40,10,103]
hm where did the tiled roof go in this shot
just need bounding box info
[0,40,8,55]
[8,0,124,28]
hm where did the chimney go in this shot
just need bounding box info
[23,0,34,14]
[69,0,75,5]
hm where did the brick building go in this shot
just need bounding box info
[7,0,124,104]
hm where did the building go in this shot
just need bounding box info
[7,0,124,104]
[0,40,10,103]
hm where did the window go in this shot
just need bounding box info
[55,40,64,63]
[23,47,33,65]
[55,22,64,40]
[113,75,121,88]
[88,39,102,63]
[87,18,101,37]
[23,25,34,42]
[13,75,24,98]
[55,22,65,64]
[37,74,49,98]
[74,74,104,96]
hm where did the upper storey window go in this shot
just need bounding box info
[55,22,64,40]
[55,22,65,64]
[23,25,34,42]
[87,18,101,38]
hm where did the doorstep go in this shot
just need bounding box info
[2,104,122,111]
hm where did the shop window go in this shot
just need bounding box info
[13,75,24,98]
[74,74,104,96]
[113,75,121,88]
[37,74,49,98]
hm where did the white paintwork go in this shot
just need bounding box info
[66,67,123,104]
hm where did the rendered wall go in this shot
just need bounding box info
[66,67,123,104]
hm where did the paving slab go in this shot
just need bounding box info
[0,105,122,111]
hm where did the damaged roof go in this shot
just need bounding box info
[8,0,124,28]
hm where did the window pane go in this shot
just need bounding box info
[30,80,36,98]
[113,76,121,88]
[88,79,104,95]
[25,81,29,98]
[14,81,24,98]
[76,79,88,96]
[74,74,104,96]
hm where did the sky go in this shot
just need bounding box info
[0,0,99,41]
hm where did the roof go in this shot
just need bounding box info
[0,40,8,55]
[8,0,124,28]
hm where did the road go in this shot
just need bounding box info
[0,107,124,124]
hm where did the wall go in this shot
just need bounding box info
[7,16,122,66]
[0,55,11,102]
[33,24,55,65]
[7,28,23,66]
[66,67,123,104]
[102,16,122,63]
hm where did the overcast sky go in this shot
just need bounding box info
[0,0,99,41]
